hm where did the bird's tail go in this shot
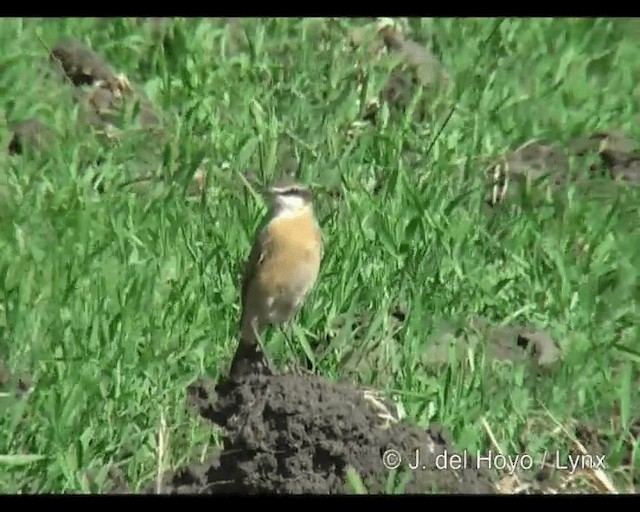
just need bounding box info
[229,315,272,380]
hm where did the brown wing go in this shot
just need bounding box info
[240,224,269,309]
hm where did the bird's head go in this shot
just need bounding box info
[265,179,314,218]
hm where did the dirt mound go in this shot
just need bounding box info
[145,361,495,494]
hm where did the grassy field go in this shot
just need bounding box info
[0,17,638,493]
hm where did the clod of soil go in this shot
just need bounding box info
[482,323,562,367]
[379,23,450,90]
[569,130,640,182]
[485,140,569,206]
[71,81,161,136]
[600,148,640,182]
[486,131,640,206]
[569,130,637,157]
[0,359,33,397]
[50,39,118,87]
[348,20,450,125]
[50,38,162,137]
[378,22,449,123]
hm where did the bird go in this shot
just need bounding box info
[229,178,324,379]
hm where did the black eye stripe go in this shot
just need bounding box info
[272,187,311,199]
[281,189,304,196]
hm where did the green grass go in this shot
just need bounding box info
[0,17,639,493]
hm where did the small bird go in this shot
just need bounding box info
[230,178,323,378]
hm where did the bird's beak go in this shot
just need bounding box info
[258,184,273,199]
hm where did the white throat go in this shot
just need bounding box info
[272,195,309,219]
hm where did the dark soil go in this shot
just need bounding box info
[0,359,33,397]
[130,345,496,494]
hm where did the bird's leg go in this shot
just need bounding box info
[251,319,268,355]
[250,318,275,371]
[281,322,310,375]
[282,323,295,356]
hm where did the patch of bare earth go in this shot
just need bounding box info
[117,346,496,494]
